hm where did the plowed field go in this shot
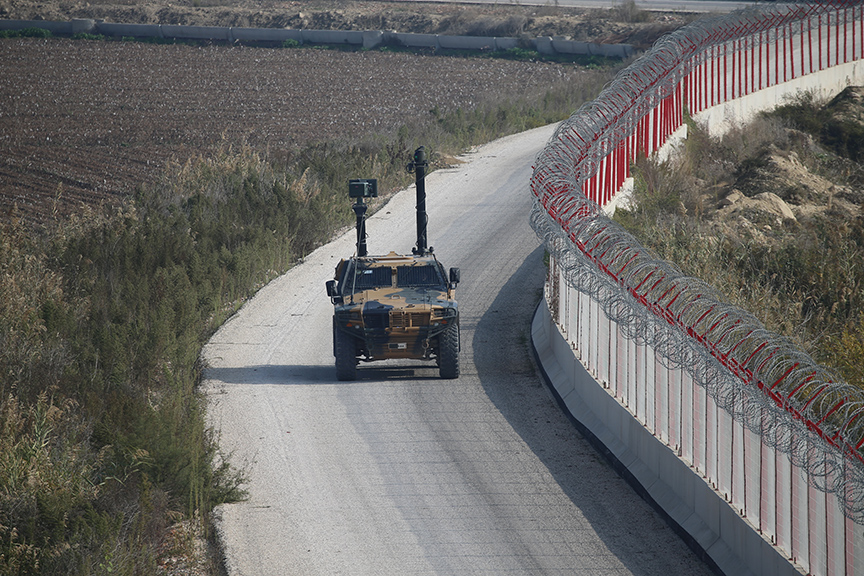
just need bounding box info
[0,37,583,224]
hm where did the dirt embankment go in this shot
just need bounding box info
[0,0,691,49]
[700,87,864,245]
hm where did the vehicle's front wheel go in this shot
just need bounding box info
[438,322,460,379]
[334,327,357,381]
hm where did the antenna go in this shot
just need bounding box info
[348,178,377,257]
[407,146,429,255]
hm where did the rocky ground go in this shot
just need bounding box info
[0,0,693,49]
[696,87,864,246]
[710,143,863,239]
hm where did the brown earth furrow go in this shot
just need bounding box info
[0,36,586,225]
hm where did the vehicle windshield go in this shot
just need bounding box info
[348,266,392,292]
[396,265,445,288]
[342,262,445,294]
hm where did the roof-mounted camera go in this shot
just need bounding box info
[348,178,378,199]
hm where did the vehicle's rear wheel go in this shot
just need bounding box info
[438,322,460,379]
[334,327,357,381]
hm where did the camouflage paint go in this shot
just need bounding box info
[330,252,459,362]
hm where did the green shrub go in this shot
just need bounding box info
[0,27,53,39]
[21,27,52,38]
[771,91,827,135]
[822,117,864,162]
[72,33,105,41]
[770,90,864,162]
[499,47,539,61]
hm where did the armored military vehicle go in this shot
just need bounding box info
[325,147,460,381]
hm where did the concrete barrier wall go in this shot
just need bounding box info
[534,249,864,574]
[1,19,73,35]
[531,298,802,576]
[693,58,864,135]
[230,27,301,44]
[0,19,633,58]
[98,22,163,39]
[300,29,363,46]
[531,6,864,576]
[438,34,496,51]
[161,24,230,41]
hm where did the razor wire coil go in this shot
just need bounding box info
[530,2,864,522]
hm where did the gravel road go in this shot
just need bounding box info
[202,125,715,576]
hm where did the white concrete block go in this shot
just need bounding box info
[161,24,230,41]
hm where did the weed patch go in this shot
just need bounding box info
[0,27,52,38]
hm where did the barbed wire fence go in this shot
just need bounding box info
[530,1,864,523]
